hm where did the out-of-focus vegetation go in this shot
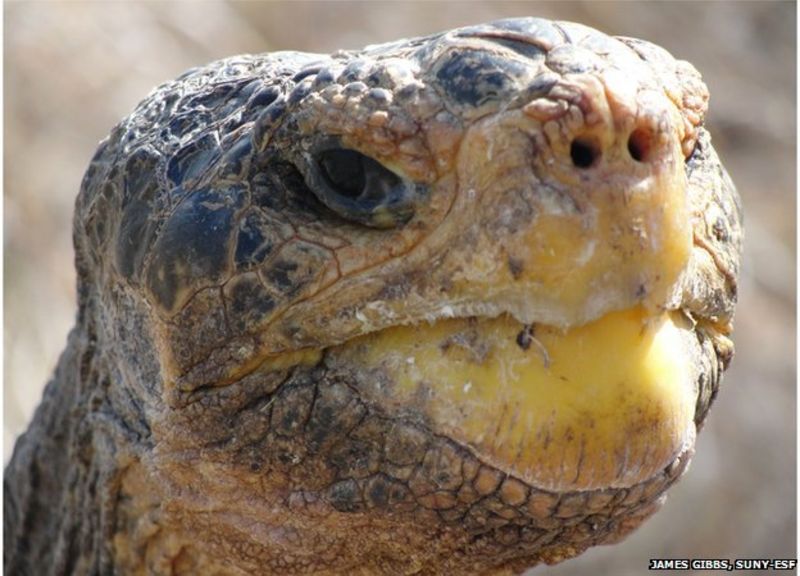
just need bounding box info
[5,3,795,574]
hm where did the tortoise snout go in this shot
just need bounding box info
[524,71,679,179]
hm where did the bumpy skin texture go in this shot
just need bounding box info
[5,18,741,575]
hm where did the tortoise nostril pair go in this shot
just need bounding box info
[569,127,658,169]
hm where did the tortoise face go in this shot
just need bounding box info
[121,19,707,386]
[76,17,741,573]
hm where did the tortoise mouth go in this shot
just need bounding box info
[327,305,698,493]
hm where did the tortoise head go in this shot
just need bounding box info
[75,17,741,574]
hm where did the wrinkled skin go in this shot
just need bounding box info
[4,18,741,575]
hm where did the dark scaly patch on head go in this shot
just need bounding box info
[122,147,160,207]
[189,78,266,122]
[166,133,222,188]
[146,186,246,312]
[223,273,277,334]
[116,148,162,281]
[260,241,334,301]
[435,49,528,108]
[263,258,299,296]
[247,84,282,110]
[234,210,277,269]
[224,120,256,156]
[191,83,239,109]
[165,110,215,143]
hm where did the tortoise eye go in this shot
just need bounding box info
[318,148,368,199]
[297,146,420,229]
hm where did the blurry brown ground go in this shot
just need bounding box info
[4,1,796,574]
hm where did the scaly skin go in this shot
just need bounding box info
[4,18,741,575]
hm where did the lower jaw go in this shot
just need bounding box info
[152,404,695,575]
[330,305,700,493]
[151,310,704,573]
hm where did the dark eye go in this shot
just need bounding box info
[319,148,369,198]
[295,145,421,228]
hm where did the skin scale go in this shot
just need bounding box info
[3,17,741,576]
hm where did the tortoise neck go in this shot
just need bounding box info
[4,325,120,574]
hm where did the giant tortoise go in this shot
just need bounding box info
[4,17,741,575]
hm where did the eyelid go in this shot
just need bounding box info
[291,143,421,229]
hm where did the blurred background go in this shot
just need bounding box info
[4,2,795,574]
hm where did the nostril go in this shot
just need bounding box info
[627,128,654,163]
[570,138,600,169]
